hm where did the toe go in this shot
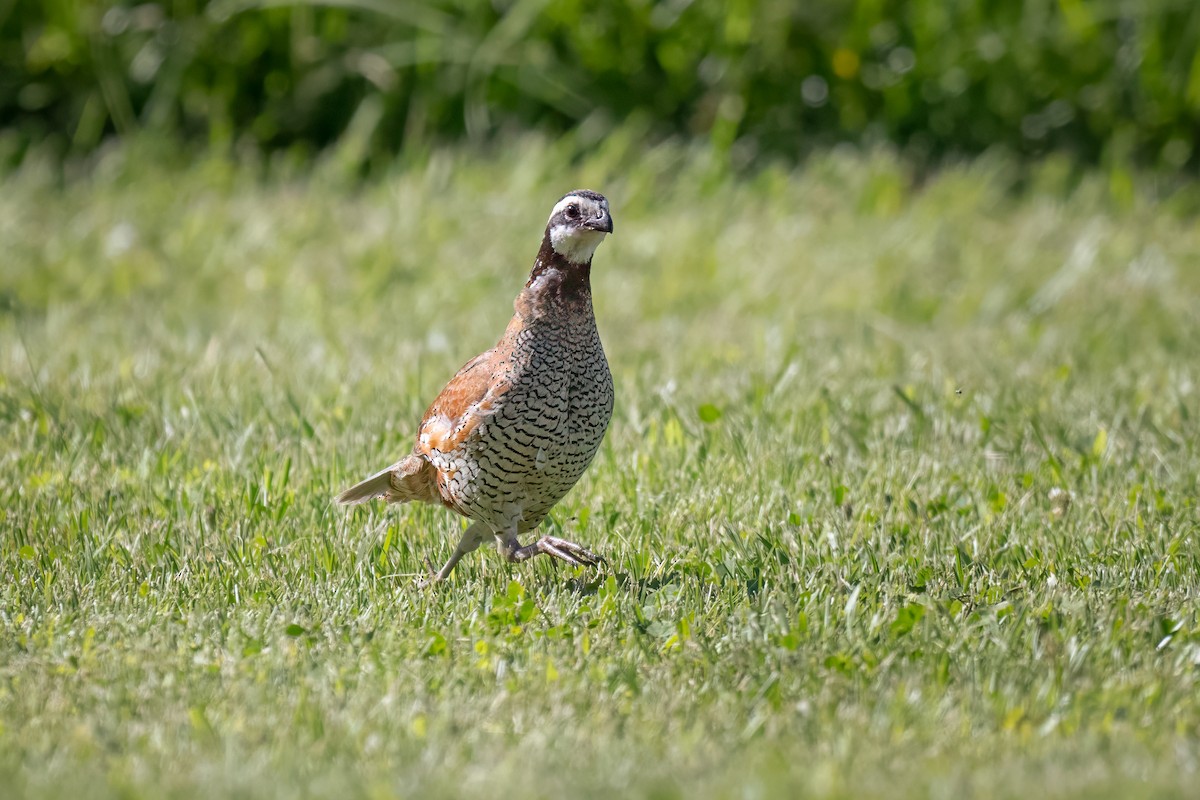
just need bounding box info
[542,536,604,567]
[539,538,585,566]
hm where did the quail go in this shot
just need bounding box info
[337,191,615,583]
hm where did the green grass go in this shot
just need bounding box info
[2,139,1198,799]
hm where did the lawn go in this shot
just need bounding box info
[1,139,1198,798]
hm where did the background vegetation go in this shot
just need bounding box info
[4,0,1199,170]
[4,2,1199,798]
[1,142,1198,798]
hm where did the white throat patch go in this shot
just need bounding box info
[549,224,606,264]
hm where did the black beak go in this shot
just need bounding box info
[584,213,613,234]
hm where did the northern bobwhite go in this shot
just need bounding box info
[337,190,615,583]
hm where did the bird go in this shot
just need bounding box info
[337,190,615,584]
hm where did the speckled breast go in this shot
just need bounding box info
[432,318,613,532]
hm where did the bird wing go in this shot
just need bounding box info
[415,348,511,457]
[335,346,509,507]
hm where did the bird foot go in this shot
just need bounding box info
[416,556,442,589]
[511,535,605,568]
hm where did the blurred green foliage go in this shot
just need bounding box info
[3,0,1199,169]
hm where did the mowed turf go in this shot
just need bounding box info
[1,140,1198,798]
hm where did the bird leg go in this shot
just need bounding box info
[419,521,490,586]
[499,533,604,568]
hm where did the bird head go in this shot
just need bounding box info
[546,190,613,264]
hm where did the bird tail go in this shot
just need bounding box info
[336,467,393,505]
[335,455,437,506]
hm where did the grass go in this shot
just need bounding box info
[1,138,1198,799]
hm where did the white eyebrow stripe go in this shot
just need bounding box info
[550,195,587,219]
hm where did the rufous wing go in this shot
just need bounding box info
[415,347,512,458]
[337,317,520,509]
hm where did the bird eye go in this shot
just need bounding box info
[565,204,580,219]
